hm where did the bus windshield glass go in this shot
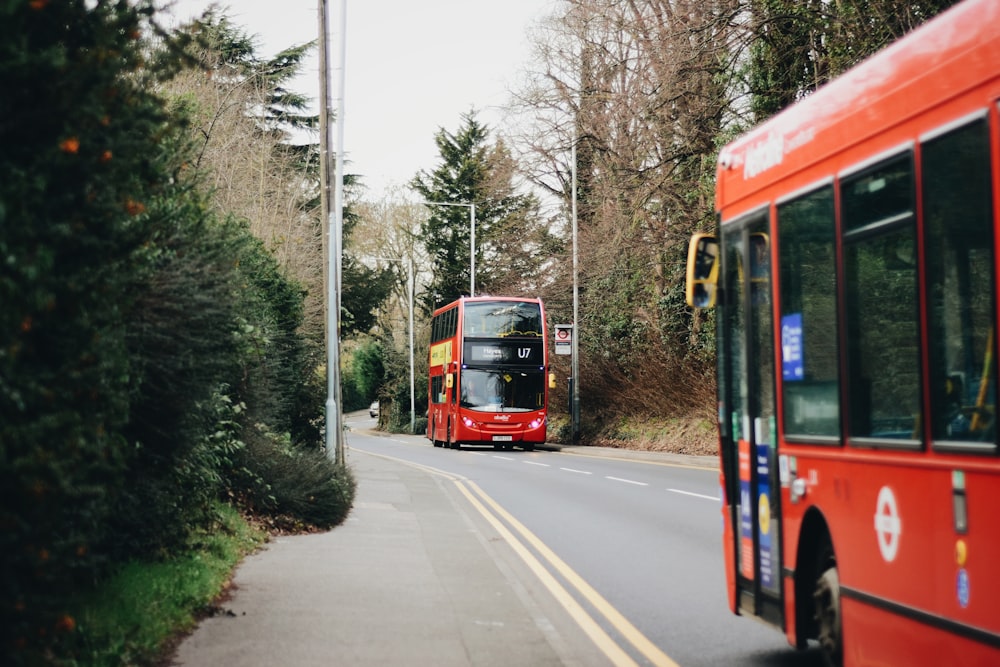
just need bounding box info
[460,369,545,412]
[463,301,543,338]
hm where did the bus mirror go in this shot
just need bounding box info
[686,233,719,308]
[446,373,454,389]
[548,373,556,389]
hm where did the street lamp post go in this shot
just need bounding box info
[421,200,476,297]
[368,256,416,434]
[320,0,347,464]
[571,139,580,443]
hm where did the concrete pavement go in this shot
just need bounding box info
[171,442,631,667]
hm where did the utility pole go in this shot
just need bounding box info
[320,0,346,464]
[571,140,580,443]
[318,0,329,332]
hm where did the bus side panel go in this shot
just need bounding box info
[843,597,1000,667]
[785,451,1000,666]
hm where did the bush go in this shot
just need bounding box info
[0,1,180,658]
[229,425,355,530]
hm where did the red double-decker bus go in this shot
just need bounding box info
[686,1,1000,664]
[427,297,550,451]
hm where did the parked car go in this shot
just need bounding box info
[369,401,379,418]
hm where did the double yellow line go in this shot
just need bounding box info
[362,449,681,667]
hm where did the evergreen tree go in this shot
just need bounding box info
[410,112,549,311]
[0,0,178,658]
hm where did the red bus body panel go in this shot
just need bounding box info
[426,296,548,448]
[713,1,1000,664]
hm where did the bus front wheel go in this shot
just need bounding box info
[813,537,842,667]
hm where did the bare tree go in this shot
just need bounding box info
[508,0,736,421]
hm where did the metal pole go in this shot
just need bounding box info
[470,203,476,297]
[324,0,347,465]
[571,140,580,443]
[408,258,415,434]
[317,0,329,347]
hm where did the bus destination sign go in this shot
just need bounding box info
[465,340,543,365]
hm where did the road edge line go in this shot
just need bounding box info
[452,480,639,667]
[464,480,682,667]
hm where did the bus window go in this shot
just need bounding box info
[430,376,445,404]
[463,301,543,338]
[686,233,719,308]
[922,116,996,450]
[777,185,840,439]
[749,232,770,304]
[842,153,921,444]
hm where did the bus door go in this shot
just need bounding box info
[719,213,783,625]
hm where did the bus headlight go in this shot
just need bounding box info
[462,416,477,428]
[528,416,545,430]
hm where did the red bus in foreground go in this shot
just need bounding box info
[427,297,549,451]
[686,0,1000,664]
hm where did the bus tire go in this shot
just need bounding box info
[431,420,442,447]
[523,444,535,452]
[813,534,842,667]
[447,423,459,449]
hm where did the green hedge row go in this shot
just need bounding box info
[0,2,352,663]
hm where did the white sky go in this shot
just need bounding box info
[163,1,553,199]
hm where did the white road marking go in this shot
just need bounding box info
[606,476,648,487]
[668,488,717,501]
[524,461,550,467]
[560,467,593,475]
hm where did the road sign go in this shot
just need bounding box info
[554,324,573,355]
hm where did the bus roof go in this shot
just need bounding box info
[431,296,543,317]
[716,0,1000,217]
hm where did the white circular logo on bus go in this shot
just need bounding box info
[874,486,901,562]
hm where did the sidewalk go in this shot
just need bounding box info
[170,445,612,667]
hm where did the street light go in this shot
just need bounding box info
[421,200,476,297]
[319,0,347,465]
[367,256,415,434]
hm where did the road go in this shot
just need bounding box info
[345,412,826,667]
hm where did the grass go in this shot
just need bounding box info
[65,503,267,666]
[589,414,718,455]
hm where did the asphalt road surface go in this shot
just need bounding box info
[173,412,827,666]
[344,414,826,667]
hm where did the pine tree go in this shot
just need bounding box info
[411,112,550,311]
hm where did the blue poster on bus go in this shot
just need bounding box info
[781,313,803,381]
[757,442,776,591]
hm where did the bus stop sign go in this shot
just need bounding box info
[554,324,573,355]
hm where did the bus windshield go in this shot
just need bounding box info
[463,301,543,338]
[460,369,545,412]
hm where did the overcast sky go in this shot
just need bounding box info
[164,1,553,198]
